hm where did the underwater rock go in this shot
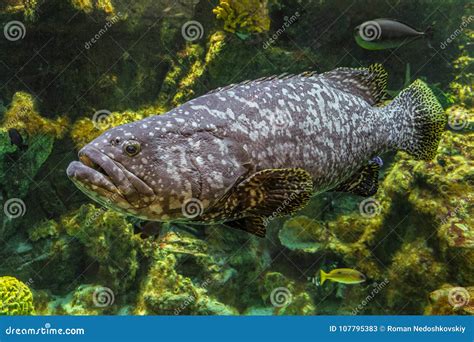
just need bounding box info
[61,204,140,293]
[424,284,474,315]
[0,276,35,315]
[386,239,447,312]
[1,92,68,139]
[135,251,237,315]
[260,271,315,315]
[278,216,327,253]
[44,284,117,315]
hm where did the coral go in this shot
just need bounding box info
[135,249,237,315]
[70,0,115,16]
[1,92,68,139]
[166,31,226,107]
[61,204,140,293]
[260,272,315,315]
[0,0,39,21]
[43,284,116,315]
[213,0,270,34]
[386,239,447,311]
[0,276,34,315]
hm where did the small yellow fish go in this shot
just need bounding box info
[319,268,366,285]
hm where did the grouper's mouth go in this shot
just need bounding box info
[66,147,155,209]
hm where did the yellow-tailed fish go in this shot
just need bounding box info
[319,268,366,285]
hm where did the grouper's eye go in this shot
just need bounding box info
[123,139,141,157]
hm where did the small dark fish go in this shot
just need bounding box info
[8,128,27,150]
[354,18,432,50]
[134,221,162,239]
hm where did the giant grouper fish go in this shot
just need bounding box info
[67,64,446,237]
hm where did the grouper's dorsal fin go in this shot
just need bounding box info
[214,168,313,237]
[332,157,382,197]
[321,64,388,106]
[204,71,319,96]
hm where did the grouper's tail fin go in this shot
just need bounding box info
[387,79,446,161]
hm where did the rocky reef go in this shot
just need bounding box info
[0,0,472,315]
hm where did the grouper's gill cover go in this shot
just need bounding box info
[66,64,446,237]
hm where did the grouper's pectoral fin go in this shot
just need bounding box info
[333,157,382,197]
[227,216,266,238]
[222,168,314,237]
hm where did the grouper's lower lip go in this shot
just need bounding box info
[66,160,120,195]
[67,147,156,209]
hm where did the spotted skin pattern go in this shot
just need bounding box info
[67,65,445,230]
